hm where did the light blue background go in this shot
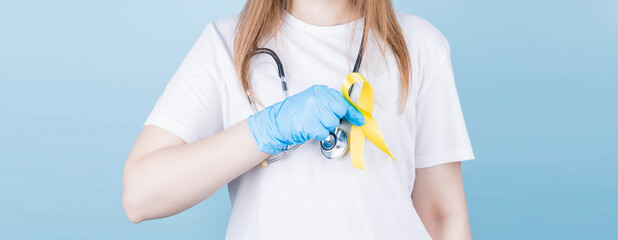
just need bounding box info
[1,0,616,239]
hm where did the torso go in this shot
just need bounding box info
[206,10,439,240]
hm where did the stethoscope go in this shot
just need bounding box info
[247,35,366,166]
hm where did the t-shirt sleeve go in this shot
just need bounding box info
[414,30,475,168]
[142,22,224,144]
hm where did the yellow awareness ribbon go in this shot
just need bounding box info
[342,72,397,170]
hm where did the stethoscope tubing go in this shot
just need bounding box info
[247,29,366,164]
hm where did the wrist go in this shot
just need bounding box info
[247,106,285,155]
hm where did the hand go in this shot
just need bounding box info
[248,85,365,154]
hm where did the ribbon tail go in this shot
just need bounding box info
[342,72,397,169]
[360,115,397,162]
[350,125,366,170]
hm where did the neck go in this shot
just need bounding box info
[288,0,362,26]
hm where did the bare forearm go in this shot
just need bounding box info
[421,214,472,240]
[413,162,472,239]
[122,119,268,222]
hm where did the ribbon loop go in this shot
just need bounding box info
[342,73,396,170]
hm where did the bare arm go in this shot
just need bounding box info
[412,162,473,240]
[121,119,268,223]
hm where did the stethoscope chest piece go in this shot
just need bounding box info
[251,28,366,167]
[320,128,348,159]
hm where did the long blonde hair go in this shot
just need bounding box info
[233,0,411,113]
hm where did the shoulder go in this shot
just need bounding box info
[208,14,240,37]
[185,14,240,68]
[195,14,240,50]
[394,10,451,58]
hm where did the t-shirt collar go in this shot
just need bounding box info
[282,10,365,35]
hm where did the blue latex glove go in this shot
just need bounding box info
[248,85,365,154]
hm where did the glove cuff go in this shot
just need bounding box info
[247,107,284,155]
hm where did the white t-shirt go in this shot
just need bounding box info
[143,10,475,240]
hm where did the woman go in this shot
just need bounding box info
[122,0,475,239]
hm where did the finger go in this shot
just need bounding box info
[321,114,340,132]
[322,87,348,119]
[333,89,365,126]
[315,127,330,141]
[344,102,365,126]
[322,86,365,126]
